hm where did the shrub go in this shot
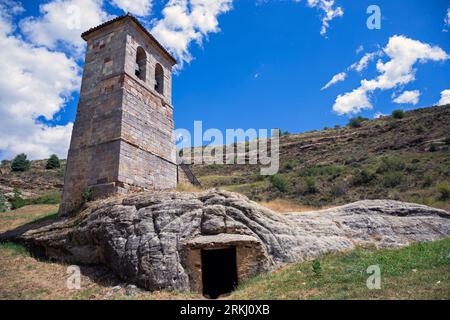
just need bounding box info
[270,175,288,193]
[46,154,61,169]
[352,169,376,186]
[436,182,450,201]
[82,187,93,203]
[312,259,321,276]
[0,193,6,212]
[11,153,30,172]
[377,157,406,173]
[305,177,317,194]
[392,109,405,119]
[429,144,437,152]
[382,172,405,188]
[415,125,425,134]
[282,160,295,172]
[422,175,434,188]
[330,184,347,197]
[348,116,368,128]
[11,189,26,210]
[445,137,450,145]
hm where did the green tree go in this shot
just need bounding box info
[11,153,30,172]
[392,109,405,119]
[347,116,368,128]
[46,154,61,169]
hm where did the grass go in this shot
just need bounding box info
[11,191,61,210]
[0,204,59,233]
[0,204,449,300]
[231,238,450,300]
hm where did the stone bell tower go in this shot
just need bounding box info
[60,14,177,216]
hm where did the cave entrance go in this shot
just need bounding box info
[201,247,238,299]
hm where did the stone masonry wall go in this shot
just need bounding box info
[60,18,177,216]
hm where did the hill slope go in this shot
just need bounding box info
[189,105,450,210]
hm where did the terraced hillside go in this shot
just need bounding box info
[188,105,450,210]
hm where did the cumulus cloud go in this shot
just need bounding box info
[393,90,420,105]
[110,0,152,16]
[321,72,346,90]
[20,0,110,55]
[333,35,449,115]
[438,89,450,105]
[306,0,343,36]
[151,0,233,66]
[0,1,81,160]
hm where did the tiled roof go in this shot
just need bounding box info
[81,13,177,65]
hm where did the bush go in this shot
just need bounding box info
[352,169,376,186]
[282,160,295,172]
[377,157,406,173]
[422,175,434,188]
[445,137,450,145]
[330,184,347,197]
[429,144,437,152]
[82,187,94,203]
[382,172,405,188]
[0,193,6,212]
[11,189,26,210]
[436,182,450,201]
[11,153,30,172]
[392,109,405,119]
[348,116,368,128]
[46,154,61,169]
[312,259,321,276]
[305,177,317,194]
[270,175,288,193]
[415,125,425,134]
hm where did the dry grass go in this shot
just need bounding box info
[258,199,334,213]
[0,241,198,300]
[0,204,59,233]
[175,183,203,192]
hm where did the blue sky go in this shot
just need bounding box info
[0,0,449,159]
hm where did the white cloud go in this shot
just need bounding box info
[333,35,449,115]
[110,0,152,16]
[356,45,364,54]
[321,72,346,90]
[438,89,450,105]
[373,112,386,119]
[20,0,109,55]
[349,51,379,72]
[393,90,420,105]
[444,8,450,31]
[306,0,343,36]
[0,2,81,160]
[151,0,233,67]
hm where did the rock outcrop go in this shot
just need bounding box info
[3,190,449,292]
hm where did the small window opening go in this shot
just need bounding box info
[155,63,164,95]
[135,47,147,81]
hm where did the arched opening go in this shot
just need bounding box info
[155,63,164,95]
[135,47,147,81]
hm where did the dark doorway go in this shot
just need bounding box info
[201,247,238,299]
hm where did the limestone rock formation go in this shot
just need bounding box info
[4,190,450,292]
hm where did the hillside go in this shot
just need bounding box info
[189,105,450,210]
[0,105,449,211]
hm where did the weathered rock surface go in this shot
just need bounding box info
[3,190,449,292]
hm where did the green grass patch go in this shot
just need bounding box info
[11,191,61,210]
[232,238,450,300]
[0,242,29,256]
